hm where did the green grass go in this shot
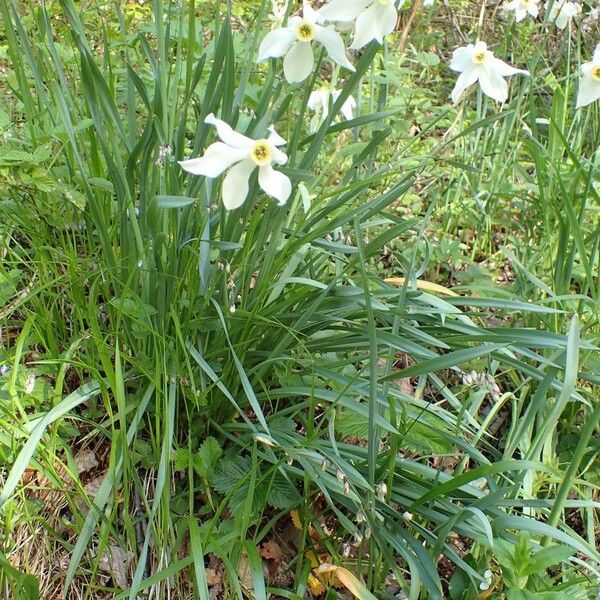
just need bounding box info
[0,1,599,599]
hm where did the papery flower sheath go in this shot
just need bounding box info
[179,114,291,211]
[449,41,529,104]
[258,2,355,83]
[319,0,401,50]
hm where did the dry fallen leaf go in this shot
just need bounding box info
[308,572,326,596]
[236,550,254,591]
[84,474,105,498]
[259,540,283,562]
[74,448,99,474]
[98,545,134,589]
[205,567,222,587]
[395,377,413,395]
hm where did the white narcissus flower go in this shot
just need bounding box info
[179,114,291,211]
[576,44,600,108]
[504,0,539,21]
[258,2,355,83]
[545,0,581,28]
[319,0,401,50]
[449,41,529,104]
[423,0,435,6]
[307,89,356,131]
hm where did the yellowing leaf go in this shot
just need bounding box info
[317,564,378,600]
[384,277,458,297]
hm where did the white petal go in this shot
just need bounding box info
[272,147,289,165]
[554,14,566,27]
[314,26,355,71]
[478,67,509,103]
[302,2,322,24]
[267,125,287,147]
[179,142,248,177]
[581,61,595,76]
[552,3,580,29]
[257,27,296,62]
[310,89,331,120]
[332,90,356,120]
[319,0,368,22]
[576,76,600,108]
[222,159,256,210]
[283,41,314,83]
[308,89,327,111]
[341,95,357,120]
[563,1,581,16]
[489,56,529,77]
[350,3,397,49]
[450,68,480,103]
[593,44,600,63]
[528,3,539,17]
[258,165,292,205]
[449,45,475,72]
[205,114,253,149]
